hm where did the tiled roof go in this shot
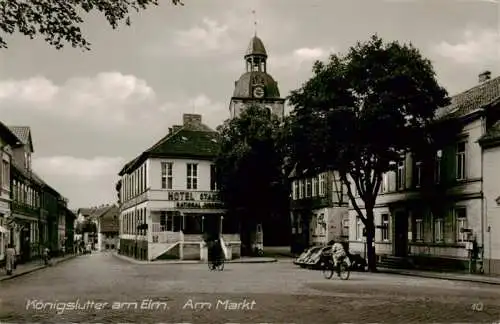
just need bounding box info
[89,206,109,220]
[146,128,219,158]
[120,121,219,174]
[0,121,20,145]
[7,126,33,152]
[99,205,119,233]
[436,76,500,119]
[77,208,94,216]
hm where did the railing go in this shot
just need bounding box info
[183,234,203,242]
[151,223,181,243]
[222,234,240,242]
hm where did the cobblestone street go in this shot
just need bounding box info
[0,252,499,323]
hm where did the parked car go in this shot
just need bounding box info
[295,246,367,271]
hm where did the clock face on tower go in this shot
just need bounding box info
[253,86,264,98]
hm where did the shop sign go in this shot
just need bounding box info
[175,202,224,209]
[167,191,220,202]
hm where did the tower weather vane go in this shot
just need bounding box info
[252,10,257,36]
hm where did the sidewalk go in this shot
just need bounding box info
[378,267,500,285]
[113,252,277,265]
[0,254,78,282]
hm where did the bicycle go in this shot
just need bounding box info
[208,257,225,271]
[322,256,350,280]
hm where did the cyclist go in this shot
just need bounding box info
[330,240,347,275]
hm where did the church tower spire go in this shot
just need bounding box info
[229,18,285,120]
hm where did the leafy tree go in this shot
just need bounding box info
[0,0,183,50]
[287,35,450,271]
[215,105,289,253]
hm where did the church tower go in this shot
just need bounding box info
[229,35,285,119]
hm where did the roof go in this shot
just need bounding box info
[98,205,119,233]
[436,76,500,120]
[7,126,34,153]
[120,119,219,175]
[0,121,21,146]
[77,208,94,217]
[245,36,267,57]
[31,171,60,196]
[90,206,111,220]
[232,71,281,98]
[479,120,500,148]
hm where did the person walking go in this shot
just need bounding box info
[5,244,15,275]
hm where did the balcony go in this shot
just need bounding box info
[151,223,182,243]
[11,201,40,216]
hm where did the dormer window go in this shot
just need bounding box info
[25,152,31,170]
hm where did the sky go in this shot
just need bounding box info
[0,0,498,209]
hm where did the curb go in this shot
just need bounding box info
[378,269,500,286]
[0,255,78,282]
[113,252,277,265]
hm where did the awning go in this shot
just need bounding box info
[0,225,9,234]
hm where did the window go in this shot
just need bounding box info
[210,164,217,191]
[342,219,349,238]
[456,142,466,180]
[312,177,318,196]
[396,161,405,190]
[0,160,6,188]
[381,214,389,242]
[160,211,167,231]
[380,173,388,193]
[305,178,312,197]
[161,162,173,189]
[455,208,467,243]
[144,163,147,190]
[434,214,444,243]
[299,180,304,199]
[166,213,174,231]
[415,217,424,242]
[356,218,364,241]
[415,162,422,188]
[139,167,143,193]
[435,150,442,183]
[292,180,298,200]
[186,163,198,190]
[319,173,326,197]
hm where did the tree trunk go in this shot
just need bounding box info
[365,207,377,272]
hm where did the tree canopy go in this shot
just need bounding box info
[0,0,183,50]
[215,105,289,251]
[287,34,450,270]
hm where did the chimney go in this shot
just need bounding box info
[479,71,491,83]
[183,114,202,127]
[168,127,172,134]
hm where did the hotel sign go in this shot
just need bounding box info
[167,191,224,209]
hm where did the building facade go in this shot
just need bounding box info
[229,35,285,119]
[6,126,70,262]
[118,114,241,261]
[347,72,500,274]
[289,169,349,253]
[96,205,119,251]
[0,122,19,263]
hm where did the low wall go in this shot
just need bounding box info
[483,258,500,275]
[183,243,200,260]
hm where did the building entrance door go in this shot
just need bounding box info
[394,211,408,257]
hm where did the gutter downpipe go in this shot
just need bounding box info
[480,111,486,274]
